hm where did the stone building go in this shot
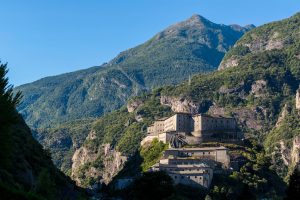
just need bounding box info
[164,113,192,133]
[191,114,237,140]
[147,117,167,135]
[163,146,230,167]
[142,113,237,146]
[153,162,213,188]
[151,146,230,188]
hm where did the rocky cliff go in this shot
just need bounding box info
[71,130,128,190]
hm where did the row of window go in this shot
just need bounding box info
[167,168,208,173]
[173,175,205,180]
[179,151,212,156]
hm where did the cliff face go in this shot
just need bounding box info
[127,99,144,113]
[71,131,127,190]
[296,86,300,110]
[160,96,199,114]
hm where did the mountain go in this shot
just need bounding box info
[69,12,300,199]
[0,63,86,200]
[16,14,252,129]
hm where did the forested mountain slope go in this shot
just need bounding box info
[70,13,300,199]
[16,14,251,129]
[0,63,86,200]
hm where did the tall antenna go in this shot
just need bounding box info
[188,75,191,86]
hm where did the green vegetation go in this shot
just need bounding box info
[285,166,300,200]
[71,12,300,197]
[16,15,249,130]
[15,15,252,176]
[0,63,87,199]
[128,171,175,200]
[140,139,168,171]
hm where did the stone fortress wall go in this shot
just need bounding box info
[142,112,238,146]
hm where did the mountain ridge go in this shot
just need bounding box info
[16,14,251,129]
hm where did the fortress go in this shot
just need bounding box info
[141,112,239,188]
[142,113,238,146]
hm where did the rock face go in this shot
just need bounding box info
[218,57,239,70]
[218,82,246,98]
[292,136,300,164]
[71,131,127,189]
[233,107,266,131]
[71,146,99,187]
[296,87,300,110]
[208,103,226,116]
[279,140,291,166]
[250,80,267,97]
[127,99,144,113]
[275,104,290,128]
[160,96,199,114]
[102,144,127,184]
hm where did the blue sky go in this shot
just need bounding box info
[1,0,300,86]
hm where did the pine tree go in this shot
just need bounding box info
[0,62,22,169]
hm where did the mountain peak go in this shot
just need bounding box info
[188,14,207,22]
[185,14,213,26]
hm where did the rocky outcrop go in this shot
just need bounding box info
[160,96,199,114]
[127,99,144,113]
[275,104,290,127]
[71,131,127,189]
[208,103,226,116]
[218,82,246,99]
[218,57,240,70]
[296,87,300,110]
[244,32,284,52]
[102,144,127,184]
[218,32,285,70]
[291,136,300,164]
[279,140,291,166]
[250,80,267,97]
[233,107,267,131]
[71,146,99,187]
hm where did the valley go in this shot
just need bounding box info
[2,8,300,200]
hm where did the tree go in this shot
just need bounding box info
[130,171,174,200]
[285,165,300,200]
[0,62,22,170]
